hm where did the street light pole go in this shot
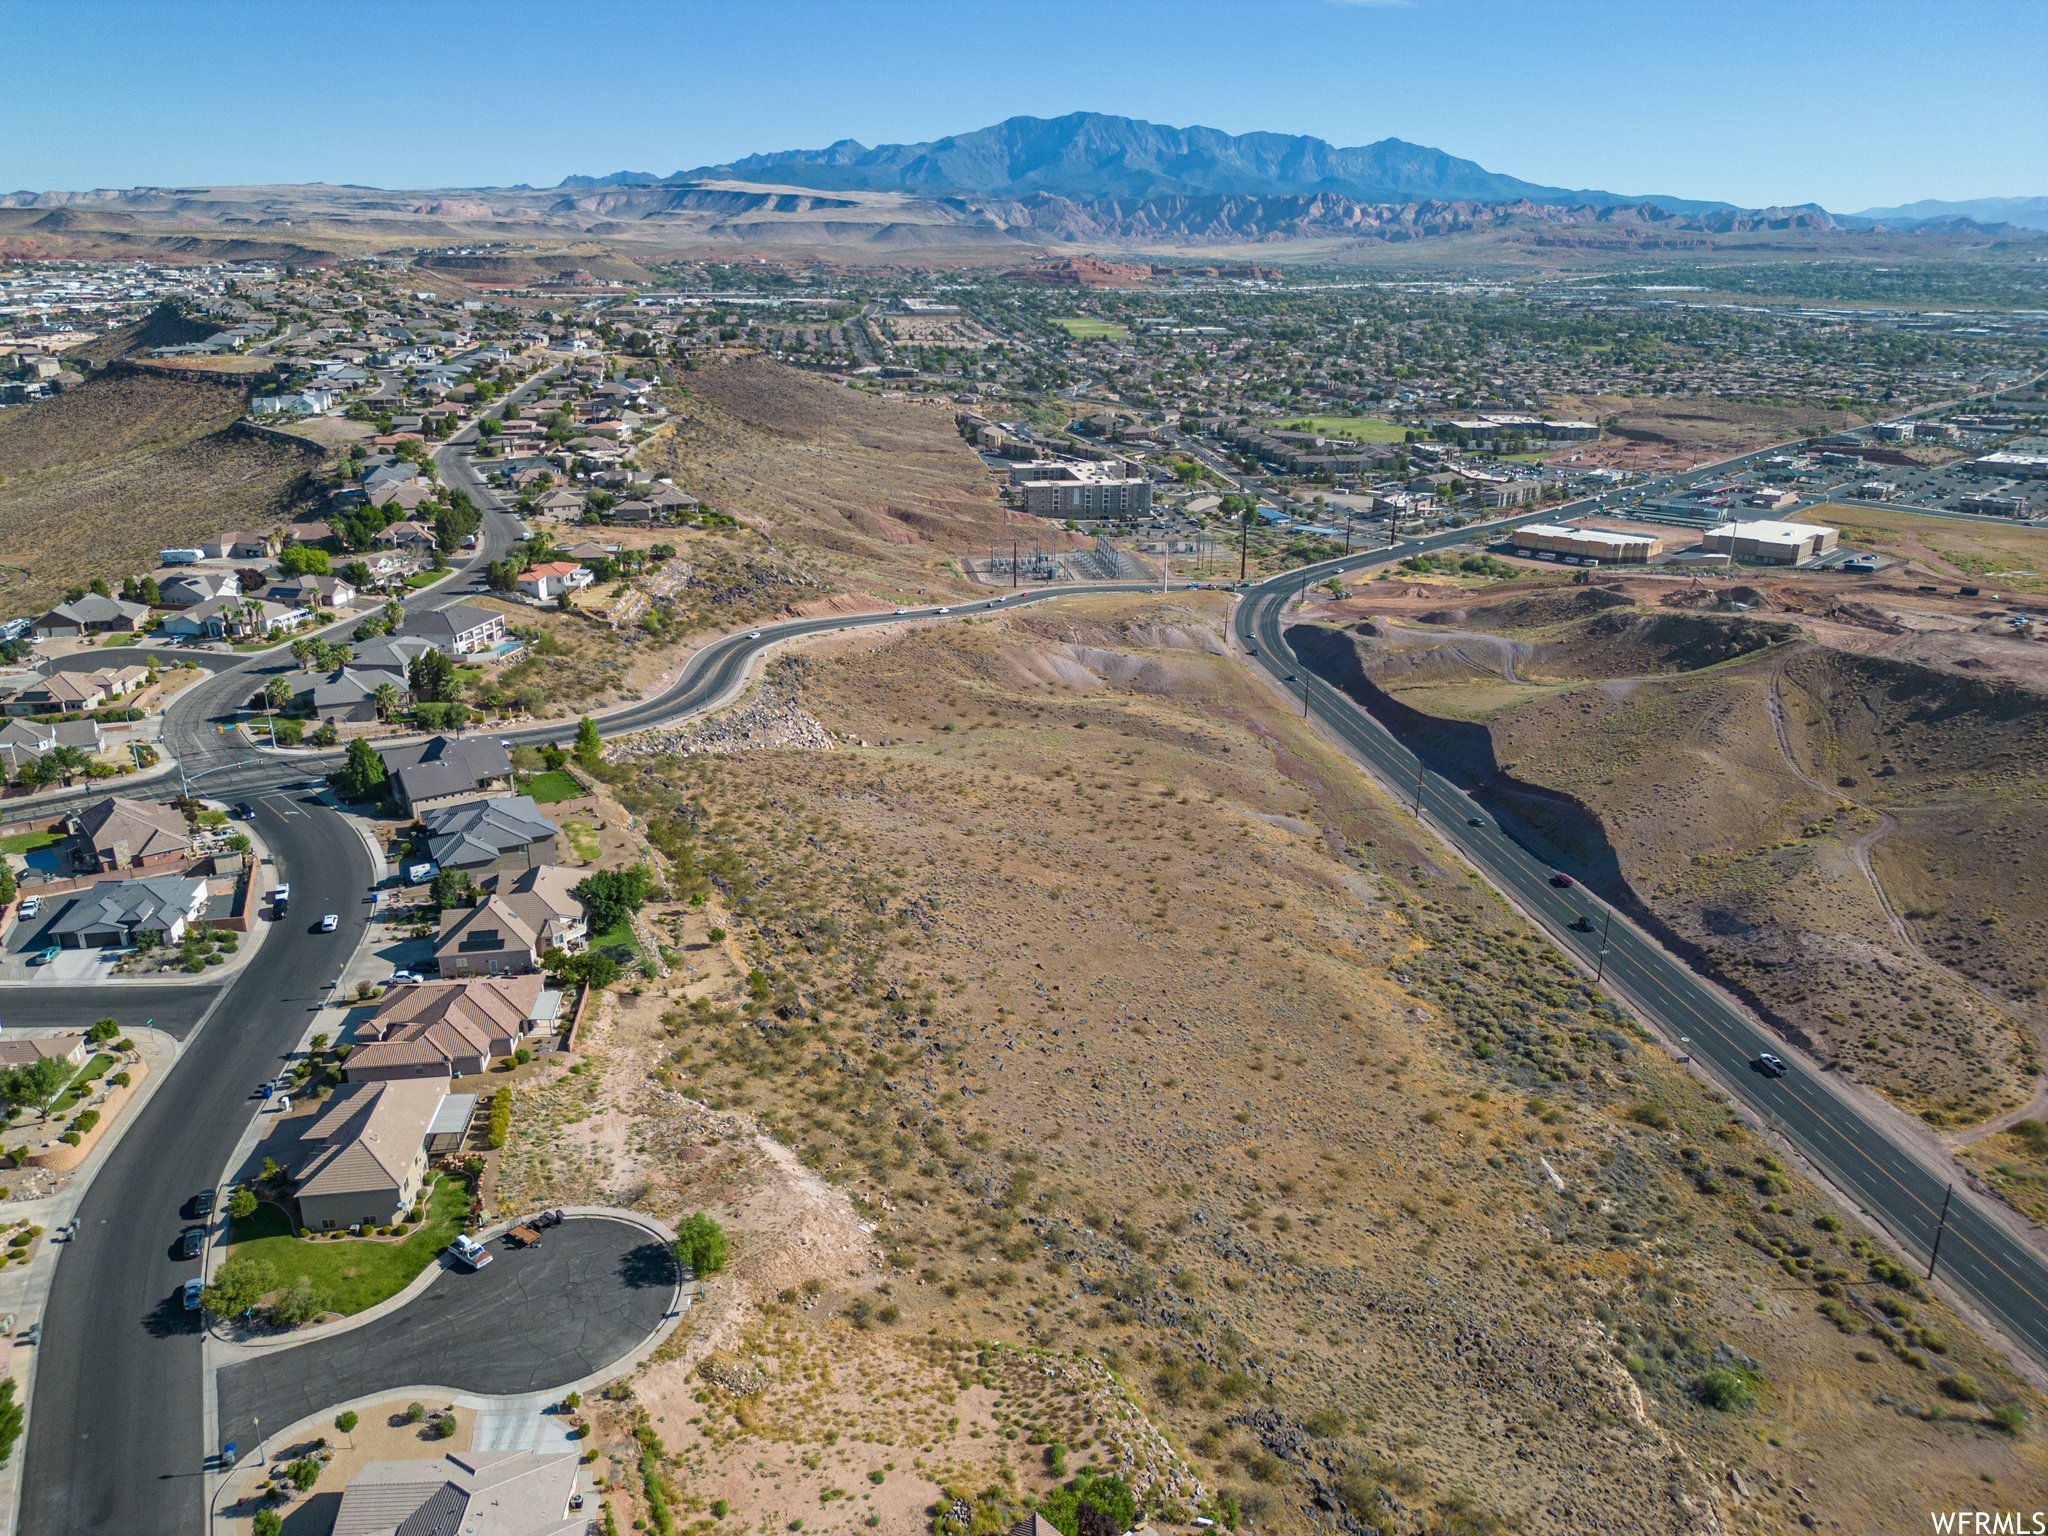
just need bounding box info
[1926,1184,1955,1281]
[1595,909,1614,984]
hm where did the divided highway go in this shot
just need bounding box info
[1234,535,2048,1371]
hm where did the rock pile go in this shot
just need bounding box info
[603,681,834,764]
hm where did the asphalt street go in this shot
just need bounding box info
[0,984,220,1042]
[1236,536,2048,1370]
[215,1217,678,1452]
[17,791,374,1536]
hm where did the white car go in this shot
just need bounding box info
[389,969,424,985]
[748,630,762,639]
[894,607,909,615]
[937,607,950,614]
[319,914,339,933]
[17,896,39,919]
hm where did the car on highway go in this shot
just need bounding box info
[937,606,950,614]
[986,600,1000,608]
[1467,816,1486,828]
[180,1227,205,1259]
[182,1277,204,1310]
[17,895,39,919]
[319,913,339,933]
[748,630,762,639]
[1549,872,1575,887]
[894,607,909,615]
[1756,1053,1789,1077]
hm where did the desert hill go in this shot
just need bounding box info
[0,370,322,615]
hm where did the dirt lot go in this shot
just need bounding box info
[484,592,2047,1536]
[0,372,323,617]
[1540,396,1869,474]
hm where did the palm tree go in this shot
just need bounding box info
[373,682,401,721]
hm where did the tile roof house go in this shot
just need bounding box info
[378,735,511,816]
[47,873,207,948]
[9,672,106,715]
[488,864,587,953]
[349,974,546,1079]
[154,571,241,610]
[513,561,593,602]
[419,795,557,874]
[0,1034,86,1070]
[292,1078,444,1231]
[70,796,191,869]
[30,596,150,637]
[436,895,541,978]
[330,1449,583,1536]
[409,602,506,657]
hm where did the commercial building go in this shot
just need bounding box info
[1510,523,1662,564]
[1012,462,1153,519]
[1700,520,1840,565]
[1958,493,2032,517]
[1965,451,2048,480]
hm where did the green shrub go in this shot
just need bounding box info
[286,1456,320,1491]
[674,1212,727,1274]
[1693,1368,1757,1412]
[109,1072,130,1088]
[335,1410,358,1435]
[69,1110,99,1136]
[1938,1372,1981,1403]
[2010,1119,2048,1155]
[487,1086,512,1148]
[1628,1103,1672,1131]
[58,1132,79,1147]
[1990,1402,2029,1435]
[253,1510,282,1536]
[406,1401,427,1423]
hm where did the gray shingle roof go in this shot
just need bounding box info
[420,795,554,868]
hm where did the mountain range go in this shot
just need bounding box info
[559,112,1739,214]
[1849,195,2048,232]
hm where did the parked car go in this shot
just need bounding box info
[445,1233,493,1270]
[194,1188,215,1216]
[319,914,338,933]
[34,946,59,966]
[18,896,39,919]
[180,1227,205,1259]
[182,1278,204,1311]
[389,970,424,985]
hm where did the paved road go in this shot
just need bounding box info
[17,793,375,1536]
[0,984,220,1042]
[1236,535,2048,1370]
[216,1217,677,1453]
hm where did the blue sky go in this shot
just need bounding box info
[7,0,2042,211]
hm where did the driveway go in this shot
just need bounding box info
[214,1216,677,1459]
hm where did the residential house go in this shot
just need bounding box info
[409,602,505,657]
[373,519,438,554]
[11,672,106,715]
[348,974,547,1079]
[0,1034,86,1070]
[30,596,150,638]
[361,462,421,493]
[162,597,308,639]
[69,796,191,870]
[200,531,276,560]
[378,735,511,816]
[351,634,440,674]
[435,895,541,977]
[291,1078,444,1231]
[154,571,241,610]
[267,574,358,609]
[329,1449,583,1536]
[513,561,593,602]
[0,718,106,777]
[556,541,615,565]
[293,665,406,723]
[419,794,557,874]
[47,873,208,948]
[285,520,338,549]
[644,484,699,517]
[530,487,586,519]
[368,480,434,514]
[488,864,587,953]
[87,665,150,700]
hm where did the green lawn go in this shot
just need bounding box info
[406,570,449,590]
[1049,317,1128,340]
[225,1174,470,1315]
[560,820,601,862]
[49,1054,118,1116]
[524,770,583,805]
[0,828,61,856]
[1274,415,1410,443]
[103,634,142,647]
[588,916,638,956]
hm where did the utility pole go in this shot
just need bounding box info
[1413,763,1425,816]
[1595,909,1614,983]
[1011,540,1018,590]
[1926,1184,1954,1281]
[1239,506,1249,584]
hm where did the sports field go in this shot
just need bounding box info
[1273,415,1409,443]
[1049,317,1129,340]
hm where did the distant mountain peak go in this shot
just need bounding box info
[559,112,1735,214]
